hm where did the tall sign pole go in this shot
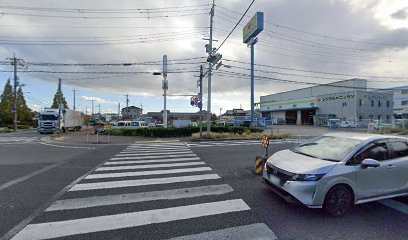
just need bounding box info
[163,55,168,128]
[243,12,264,127]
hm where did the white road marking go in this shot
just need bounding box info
[116,151,193,157]
[104,157,201,165]
[96,162,205,171]
[129,143,185,147]
[168,223,278,240]
[85,167,212,179]
[128,144,186,149]
[120,149,192,154]
[12,199,249,240]
[68,173,220,191]
[111,154,196,161]
[378,199,408,214]
[39,142,95,149]
[46,184,233,211]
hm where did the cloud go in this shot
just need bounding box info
[1,0,407,112]
[79,96,118,105]
[391,8,408,20]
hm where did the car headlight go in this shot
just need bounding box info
[291,173,326,181]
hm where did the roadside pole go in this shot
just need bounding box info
[207,0,214,135]
[162,55,168,128]
[199,65,203,139]
[13,54,18,131]
[58,78,62,132]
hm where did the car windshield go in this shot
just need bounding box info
[39,115,58,121]
[291,136,362,162]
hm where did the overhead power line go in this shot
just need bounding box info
[216,4,401,47]
[22,57,205,67]
[0,11,208,19]
[0,4,210,13]
[213,70,387,91]
[222,58,407,80]
[217,0,256,51]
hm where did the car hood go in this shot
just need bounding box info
[266,149,338,174]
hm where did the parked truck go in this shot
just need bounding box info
[37,108,83,134]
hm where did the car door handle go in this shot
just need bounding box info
[387,165,395,169]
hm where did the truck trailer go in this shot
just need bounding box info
[37,108,83,134]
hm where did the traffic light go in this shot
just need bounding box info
[207,53,222,64]
[190,96,195,106]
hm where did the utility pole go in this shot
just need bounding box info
[91,99,95,116]
[118,103,121,121]
[13,54,18,130]
[7,53,25,130]
[124,94,129,109]
[58,78,62,130]
[72,89,76,110]
[199,65,204,139]
[162,55,168,128]
[207,0,215,135]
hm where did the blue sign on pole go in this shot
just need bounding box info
[243,12,264,127]
[243,12,264,43]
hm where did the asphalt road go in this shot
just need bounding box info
[0,132,123,239]
[0,138,407,240]
[192,142,408,240]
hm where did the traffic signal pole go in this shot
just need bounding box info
[199,65,203,139]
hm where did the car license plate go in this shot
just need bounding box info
[268,174,280,186]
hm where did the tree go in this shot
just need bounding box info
[17,86,33,123]
[0,79,13,124]
[51,88,69,109]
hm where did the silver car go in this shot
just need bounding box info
[263,132,408,216]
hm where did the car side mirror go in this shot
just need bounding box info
[361,159,380,169]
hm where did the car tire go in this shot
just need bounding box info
[323,185,353,217]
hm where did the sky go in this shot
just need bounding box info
[0,0,407,115]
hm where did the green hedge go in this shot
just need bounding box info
[5,124,30,129]
[106,126,263,138]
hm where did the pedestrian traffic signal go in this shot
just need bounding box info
[190,96,195,106]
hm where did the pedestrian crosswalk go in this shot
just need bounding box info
[0,136,39,145]
[186,139,303,148]
[11,141,273,240]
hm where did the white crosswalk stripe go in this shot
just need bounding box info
[0,136,39,145]
[12,142,257,240]
[186,139,302,148]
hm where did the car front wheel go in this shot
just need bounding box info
[323,185,353,217]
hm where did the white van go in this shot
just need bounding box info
[113,121,132,128]
[130,121,147,129]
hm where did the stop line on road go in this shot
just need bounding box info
[12,141,275,240]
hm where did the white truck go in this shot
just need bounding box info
[38,108,83,134]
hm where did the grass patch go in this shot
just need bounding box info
[0,128,15,133]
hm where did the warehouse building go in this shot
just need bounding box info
[259,79,394,126]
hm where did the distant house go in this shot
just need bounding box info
[219,108,247,122]
[121,106,143,120]
[145,110,212,125]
